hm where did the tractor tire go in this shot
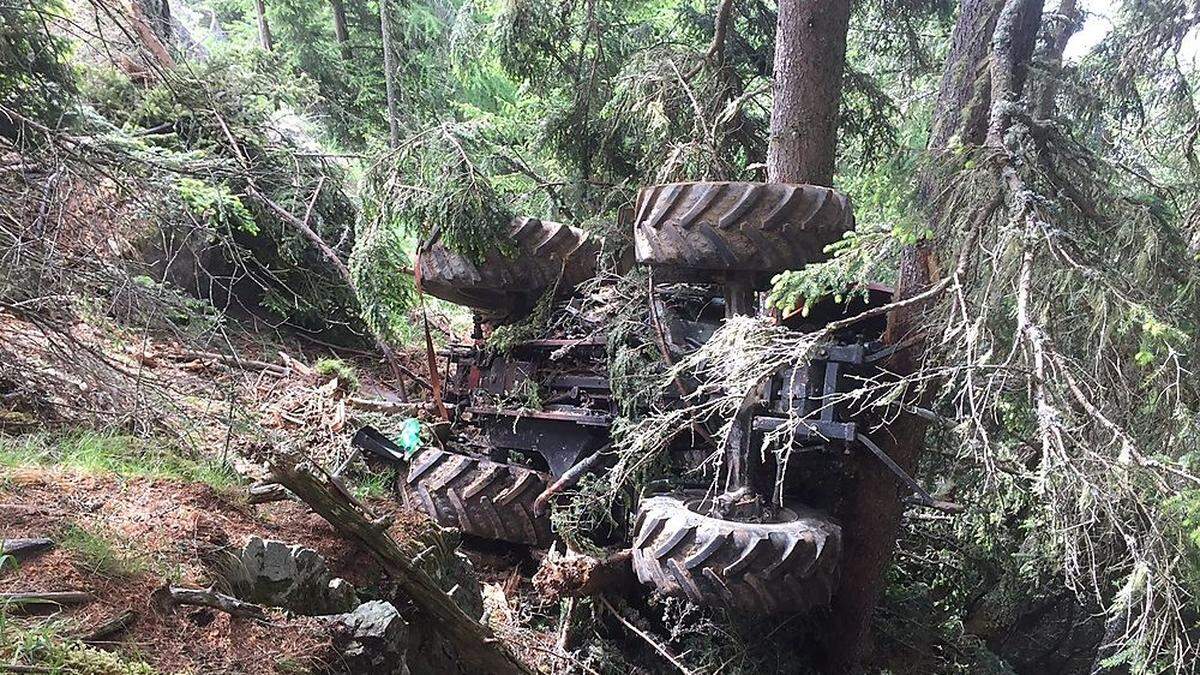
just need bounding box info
[630,492,841,614]
[402,448,553,547]
[632,181,854,284]
[416,216,600,324]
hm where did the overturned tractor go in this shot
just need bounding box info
[356,181,931,614]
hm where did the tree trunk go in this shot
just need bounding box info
[267,450,534,674]
[821,0,1043,670]
[135,0,173,44]
[379,0,401,148]
[926,0,1006,151]
[254,0,273,51]
[131,0,177,69]
[986,0,1049,145]
[1032,0,1081,118]
[765,0,852,186]
[330,0,351,60]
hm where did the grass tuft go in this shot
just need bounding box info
[59,523,147,579]
[353,470,395,500]
[0,607,154,674]
[0,432,243,490]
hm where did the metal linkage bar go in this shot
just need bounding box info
[855,433,963,513]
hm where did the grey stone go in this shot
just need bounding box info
[325,601,410,675]
[222,536,358,615]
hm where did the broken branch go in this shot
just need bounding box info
[0,591,93,613]
[266,448,534,674]
[153,585,267,621]
[1,538,54,560]
[72,610,137,643]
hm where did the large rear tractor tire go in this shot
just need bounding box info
[633,181,853,284]
[402,448,553,547]
[630,492,841,614]
[417,217,600,324]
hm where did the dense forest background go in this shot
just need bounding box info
[2,0,1200,671]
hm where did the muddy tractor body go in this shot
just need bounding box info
[359,181,921,614]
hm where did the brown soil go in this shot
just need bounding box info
[0,467,384,674]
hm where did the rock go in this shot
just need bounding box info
[220,536,357,615]
[325,601,410,675]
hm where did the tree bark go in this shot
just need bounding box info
[926,0,1006,150]
[765,0,852,186]
[1032,0,1081,118]
[254,0,273,51]
[135,0,173,44]
[131,0,177,70]
[379,0,401,149]
[986,0,1049,145]
[1,538,54,560]
[330,0,351,60]
[821,0,1043,670]
[0,591,93,614]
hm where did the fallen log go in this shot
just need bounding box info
[0,591,93,613]
[267,449,533,674]
[152,585,267,621]
[1,538,54,560]
[533,549,635,602]
[170,351,289,377]
[72,610,137,642]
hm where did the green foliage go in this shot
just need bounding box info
[113,54,362,329]
[0,0,76,140]
[349,219,417,345]
[366,123,516,261]
[0,611,154,675]
[486,287,556,352]
[313,357,361,390]
[176,177,258,235]
[767,139,923,313]
[766,226,896,315]
[353,469,394,499]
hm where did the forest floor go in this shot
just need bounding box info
[0,304,557,673]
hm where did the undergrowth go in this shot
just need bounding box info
[313,357,361,391]
[0,432,240,490]
[59,523,148,579]
[0,609,153,674]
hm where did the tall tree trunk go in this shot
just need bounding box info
[987,0,1048,144]
[131,0,176,69]
[254,0,273,51]
[1032,0,1081,118]
[821,0,1043,670]
[379,0,401,148]
[330,0,351,60]
[927,0,1006,150]
[765,0,852,186]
